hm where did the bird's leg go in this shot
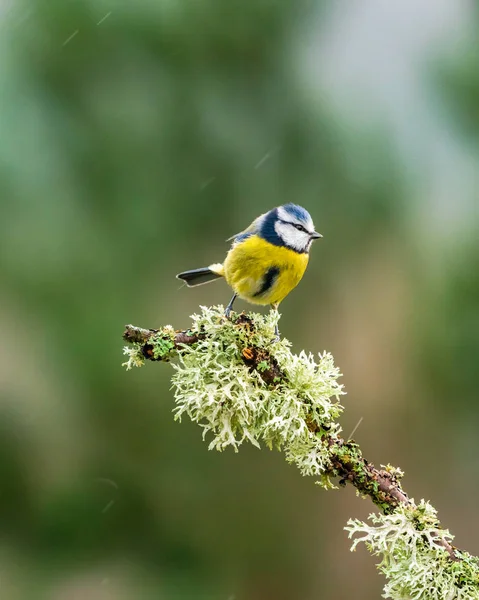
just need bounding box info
[271,303,280,340]
[224,293,238,318]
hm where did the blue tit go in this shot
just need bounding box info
[177,204,322,335]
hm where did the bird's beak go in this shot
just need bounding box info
[310,231,323,240]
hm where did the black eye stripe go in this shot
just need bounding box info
[294,224,305,232]
[279,219,308,233]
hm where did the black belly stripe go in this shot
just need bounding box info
[253,266,280,297]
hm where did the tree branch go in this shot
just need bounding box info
[123,318,460,560]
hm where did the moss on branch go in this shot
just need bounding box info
[123,315,283,384]
[122,305,479,599]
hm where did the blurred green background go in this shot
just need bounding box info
[0,0,478,598]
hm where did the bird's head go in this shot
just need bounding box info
[260,203,322,253]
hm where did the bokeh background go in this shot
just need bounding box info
[0,0,478,598]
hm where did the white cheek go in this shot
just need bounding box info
[274,222,308,251]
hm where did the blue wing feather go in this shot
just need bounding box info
[227,213,265,245]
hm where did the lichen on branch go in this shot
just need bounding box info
[124,307,344,482]
[346,501,479,599]
[122,305,479,599]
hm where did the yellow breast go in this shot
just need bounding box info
[223,235,309,306]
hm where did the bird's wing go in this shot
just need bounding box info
[226,214,265,243]
[225,232,242,242]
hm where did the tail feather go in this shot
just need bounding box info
[177,264,224,287]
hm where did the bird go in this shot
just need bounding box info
[176,204,322,337]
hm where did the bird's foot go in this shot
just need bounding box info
[224,293,238,320]
[270,324,281,343]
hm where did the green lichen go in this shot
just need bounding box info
[382,464,405,479]
[122,325,177,366]
[122,344,145,370]
[257,360,269,372]
[148,326,176,360]
[123,305,479,599]
[346,500,479,599]
[170,306,344,470]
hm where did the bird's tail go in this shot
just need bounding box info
[176,263,224,287]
